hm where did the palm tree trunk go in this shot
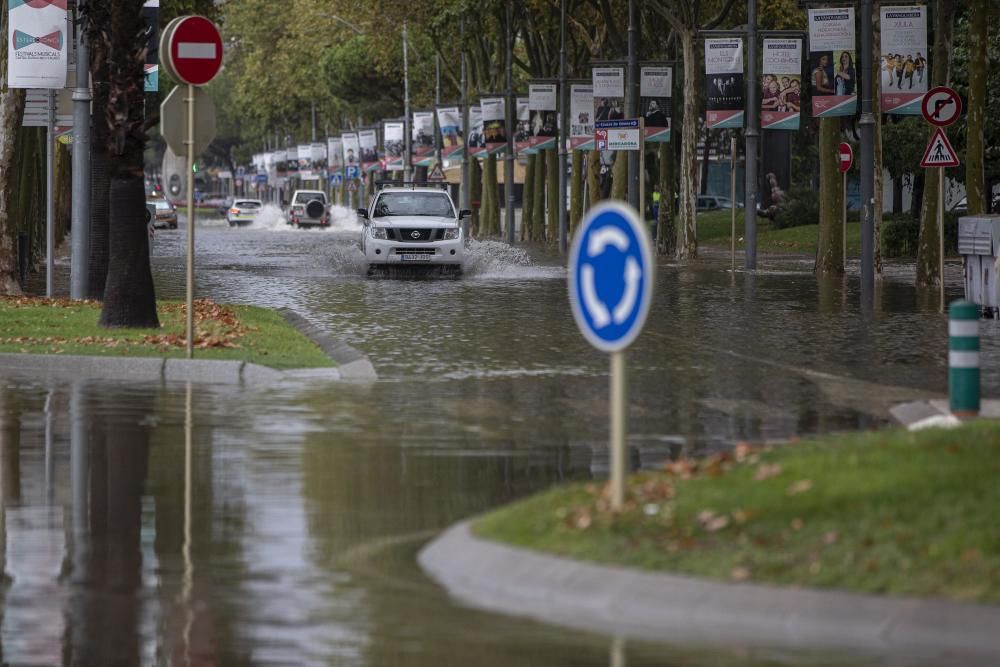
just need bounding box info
[611,153,628,201]
[678,28,698,259]
[586,150,601,206]
[816,118,843,275]
[965,0,989,215]
[570,150,583,234]
[522,154,535,241]
[657,142,676,256]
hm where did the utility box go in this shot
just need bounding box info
[959,215,1000,313]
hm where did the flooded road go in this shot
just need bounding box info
[1,208,994,664]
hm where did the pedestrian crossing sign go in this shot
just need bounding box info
[428,163,445,181]
[920,127,960,168]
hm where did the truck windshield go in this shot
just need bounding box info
[373,192,453,217]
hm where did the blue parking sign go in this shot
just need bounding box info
[569,201,653,352]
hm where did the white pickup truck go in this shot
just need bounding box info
[358,184,469,277]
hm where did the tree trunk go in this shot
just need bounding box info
[916,0,956,286]
[965,0,989,215]
[100,0,158,327]
[700,128,711,194]
[0,19,26,296]
[482,154,500,236]
[586,150,601,206]
[522,154,535,241]
[678,28,698,259]
[657,142,676,256]
[816,118,843,275]
[610,153,628,201]
[570,150,583,235]
[532,149,546,241]
[546,147,558,243]
[470,157,482,236]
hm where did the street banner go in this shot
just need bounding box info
[297,144,312,178]
[761,39,802,130]
[880,5,928,115]
[468,104,487,158]
[480,97,507,155]
[310,142,327,173]
[328,137,343,173]
[527,83,558,152]
[382,121,404,170]
[8,0,69,88]
[570,83,594,151]
[359,129,379,173]
[705,38,745,128]
[143,1,159,92]
[593,67,625,122]
[640,66,672,142]
[595,119,641,151]
[808,8,857,118]
[412,110,435,166]
[274,149,287,178]
[515,96,532,155]
[436,106,464,161]
[342,132,360,173]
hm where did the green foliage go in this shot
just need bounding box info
[321,36,402,117]
[773,185,819,230]
[881,213,959,258]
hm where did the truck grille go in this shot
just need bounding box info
[394,248,436,255]
[387,228,443,242]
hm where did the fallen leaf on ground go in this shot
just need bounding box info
[790,518,804,531]
[730,566,751,582]
[754,463,783,481]
[705,516,730,532]
[786,479,813,496]
[823,531,839,545]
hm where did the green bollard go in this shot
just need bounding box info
[949,300,980,417]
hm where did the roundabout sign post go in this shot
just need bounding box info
[569,202,654,510]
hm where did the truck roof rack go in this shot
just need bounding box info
[374,180,450,191]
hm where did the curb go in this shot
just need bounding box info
[890,399,1000,430]
[419,520,1000,663]
[277,308,377,380]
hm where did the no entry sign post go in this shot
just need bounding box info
[160,15,223,358]
[839,142,853,269]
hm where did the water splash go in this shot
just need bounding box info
[462,239,564,280]
[249,205,362,233]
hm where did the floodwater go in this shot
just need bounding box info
[1,207,993,665]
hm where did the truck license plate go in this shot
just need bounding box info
[400,254,432,262]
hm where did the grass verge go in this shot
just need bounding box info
[475,423,1000,604]
[0,297,334,370]
[694,210,860,256]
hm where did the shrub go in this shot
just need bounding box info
[773,185,819,230]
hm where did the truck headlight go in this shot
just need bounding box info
[443,228,460,240]
[370,226,387,239]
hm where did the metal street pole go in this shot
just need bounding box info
[70,1,91,300]
[46,90,55,298]
[558,0,568,254]
[859,0,875,306]
[185,83,195,360]
[403,23,412,183]
[627,0,639,213]
[311,102,317,142]
[435,52,442,167]
[460,15,471,238]
[505,0,515,245]
[744,0,759,271]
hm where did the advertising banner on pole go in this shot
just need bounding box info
[640,66,672,142]
[297,144,312,178]
[382,121,404,170]
[880,5,928,115]
[761,39,802,131]
[275,149,287,178]
[436,106,464,161]
[705,39,745,129]
[593,67,625,122]
[8,0,69,88]
[412,111,435,166]
[480,97,507,155]
[341,132,360,173]
[467,104,487,158]
[515,96,532,155]
[570,83,595,151]
[286,146,299,177]
[359,129,378,173]
[808,8,857,118]
[310,142,327,179]
[526,83,558,153]
[327,137,343,174]
[143,1,159,92]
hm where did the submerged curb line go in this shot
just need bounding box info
[277,308,377,380]
[419,520,1000,663]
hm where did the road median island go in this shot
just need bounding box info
[0,296,335,371]
[422,423,1000,659]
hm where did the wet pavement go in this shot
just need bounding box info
[2,207,996,665]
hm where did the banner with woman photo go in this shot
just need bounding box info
[515,96,533,155]
[526,83,558,153]
[570,83,594,151]
[640,66,672,142]
[382,121,404,171]
[359,129,379,173]
[341,132,360,173]
[435,106,464,161]
[592,67,625,123]
[480,97,507,155]
[880,5,928,115]
[466,104,487,158]
[327,138,343,175]
[411,111,435,166]
[705,39,745,128]
[761,39,802,130]
[808,8,857,118]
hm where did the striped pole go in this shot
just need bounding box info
[949,300,980,417]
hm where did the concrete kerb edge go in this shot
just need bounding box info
[277,307,377,380]
[418,520,1000,663]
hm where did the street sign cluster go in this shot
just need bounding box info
[920,86,961,169]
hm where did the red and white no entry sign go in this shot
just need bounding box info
[838,142,854,173]
[164,15,223,86]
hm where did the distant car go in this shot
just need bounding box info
[288,190,329,227]
[358,184,466,277]
[149,199,178,229]
[227,199,264,227]
[950,197,968,214]
[697,195,734,212]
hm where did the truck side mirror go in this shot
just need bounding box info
[458,209,472,220]
[357,208,368,219]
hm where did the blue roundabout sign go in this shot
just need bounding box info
[568,201,654,352]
